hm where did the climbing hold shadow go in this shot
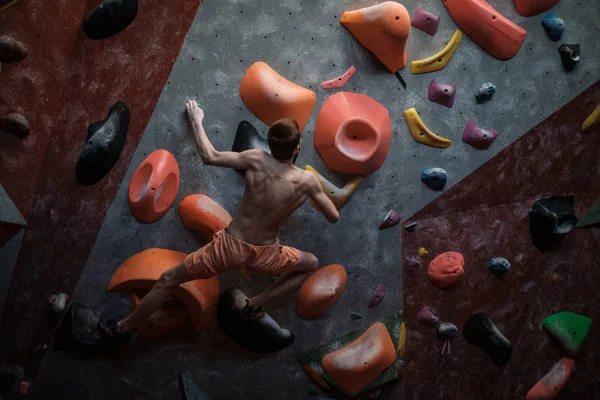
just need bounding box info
[296,264,347,319]
[76,101,129,185]
[54,303,116,352]
[487,257,511,276]
[0,35,27,63]
[475,82,496,104]
[0,113,29,139]
[417,306,439,327]
[528,196,577,252]
[231,120,270,175]
[515,0,560,17]
[542,311,592,355]
[526,358,574,400]
[403,108,451,148]
[304,165,363,210]
[369,284,385,308]
[463,313,512,366]
[462,120,498,150]
[83,0,139,40]
[410,7,440,36]
[542,14,564,41]
[558,44,580,71]
[428,80,456,108]
[217,288,294,353]
[179,372,212,400]
[404,256,420,277]
[438,322,458,338]
[411,30,462,74]
[421,168,447,191]
[428,252,464,289]
[380,210,401,230]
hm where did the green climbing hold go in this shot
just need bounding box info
[350,311,363,320]
[577,195,600,228]
[542,311,592,355]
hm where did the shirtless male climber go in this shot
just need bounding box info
[99,99,339,340]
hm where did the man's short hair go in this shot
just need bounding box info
[267,118,301,159]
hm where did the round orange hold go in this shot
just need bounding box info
[128,149,180,223]
[428,251,465,289]
[296,264,347,319]
[178,194,232,239]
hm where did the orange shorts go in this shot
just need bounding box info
[184,229,301,279]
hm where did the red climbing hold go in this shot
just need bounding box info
[321,66,356,90]
[526,358,574,399]
[428,80,456,108]
[514,0,560,17]
[410,7,440,36]
[462,120,498,150]
[428,252,465,289]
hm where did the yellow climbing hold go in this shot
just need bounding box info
[418,247,429,257]
[304,165,363,210]
[302,365,330,389]
[581,104,600,132]
[404,108,452,148]
[398,321,406,358]
[552,273,563,283]
[411,30,462,74]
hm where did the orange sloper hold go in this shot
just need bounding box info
[107,249,220,331]
[515,0,560,17]
[129,292,188,338]
[178,194,232,238]
[322,322,396,395]
[428,251,465,289]
[340,1,410,73]
[240,62,316,131]
[443,0,527,60]
[526,358,575,399]
[314,92,392,176]
[296,264,347,319]
[129,149,180,223]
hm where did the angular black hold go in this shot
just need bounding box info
[76,101,129,185]
[558,44,580,71]
[217,288,294,353]
[0,113,29,139]
[179,372,212,400]
[528,195,577,252]
[463,313,512,367]
[53,303,113,352]
[404,222,417,232]
[83,0,139,40]
[0,35,28,63]
[231,120,270,175]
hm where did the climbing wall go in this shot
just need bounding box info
[0,0,598,398]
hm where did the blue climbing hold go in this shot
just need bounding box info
[421,168,447,191]
[542,14,564,42]
[488,257,511,275]
[475,83,496,104]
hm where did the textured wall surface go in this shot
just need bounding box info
[20,0,600,398]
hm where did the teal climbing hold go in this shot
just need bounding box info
[577,195,600,228]
[542,311,592,355]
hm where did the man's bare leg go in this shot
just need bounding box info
[248,251,319,309]
[113,262,193,335]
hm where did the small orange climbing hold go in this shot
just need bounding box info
[526,358,574,399]
[296,264,347,319]
[240,62,316,131]
[514,0,560,17]
[128,150,180,223]
[178,194,232,239]
[340,1,410,73]
[314,92,392,176]
[428,251,465,289]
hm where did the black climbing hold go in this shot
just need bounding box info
[463,312,512,367]
[53,303,113,352]
[528,195,577,252]
[76,101,129,185]
[557,44,580,71]
[179,372,212,400]
[0,35,28,63]
[83,0,139,40]
[541,14,564,42]
[421,167,447,191]
[217,288,295,353]
[438,322,458,338]
[231,120,270,175]
[0,113,29,139]
[404,222,417,232]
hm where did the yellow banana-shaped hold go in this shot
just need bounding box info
[398,321,406,358]
[304,165,363,210]
[403,108,452,148]
[411,30,462,74]
[581,104,600,132]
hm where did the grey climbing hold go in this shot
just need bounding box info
[417,306,439,327]
[404,256,420,277]
[404,222,417,232]
[438,322,458,338]
[421,167,447,191]
[558,44,580,71]
[83,0,139,40]
[350,311,362,320]
[379,209,401,230]
[475,82,496,103]
[0,36,27,63]
[488,257,511,275]
[0,113,29,139]
[529,195,577,252]
[542,14,564,41]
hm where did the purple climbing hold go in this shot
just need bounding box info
[462,120,498,150]
[410,7,440,36]
[380,209,401,230]
[417,306,439,327]
[428,80,456,108]
[405,256,420,277]
[368,284,385,308]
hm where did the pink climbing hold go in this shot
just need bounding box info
[428,80,456,108]
[417,306,439,327]
[380,209,401,230]
[462,120,498,150]
[369,284,385,308]
[321,66,356,90]
[410,7,440,36]
[404,256,420,277]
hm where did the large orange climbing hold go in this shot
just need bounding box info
[107,249,220,331]
[240,62,316,131]
[129,292,188,338]
[526,358,575,399]
[178,194,232,238]
[128,150,180,223]
[443,0,527,60]
[296,264,347,319]
[428,251,465,289]
[514,0,560,17]
[314,92,391,176]
[340,1,410,73]
[322,322,396,395]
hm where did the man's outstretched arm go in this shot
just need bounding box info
[308,174,339,224]
[186,99,259,170]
